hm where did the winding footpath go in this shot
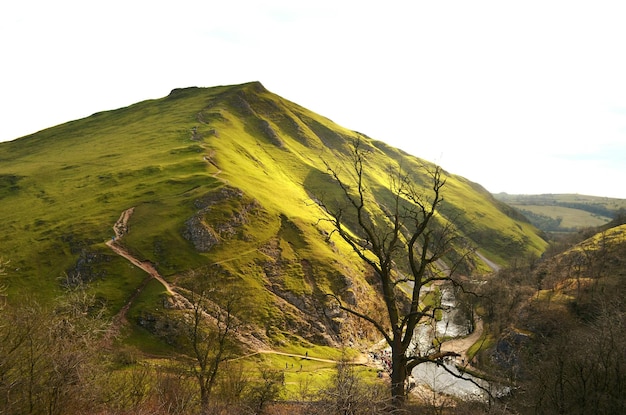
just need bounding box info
[440,316,484,368]
[103,207,264,351]
[103,207,481,371]
[106,207,175,296]
[104,208,185,343]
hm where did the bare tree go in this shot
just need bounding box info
[313,357,391,415]
[179,269,242,414]
[0,286,108,415]
[315,138,473,408]
[153,367,197,415]
[243,366,285,415]
[0,258,7,309]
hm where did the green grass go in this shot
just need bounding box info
[466,333,495,361]
[493,193,625,233]
[120,278,180,355]
[239,350,376,399]
[513,204,611,229]
[0,81,548,356]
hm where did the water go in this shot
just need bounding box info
[413,286,470,348]
[412,362,491,401]
[436,287,470,338]
[411,285,509,402]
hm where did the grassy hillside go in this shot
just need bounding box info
[477,221,626,413]
[493,193,626,233]
[0,82,547,352]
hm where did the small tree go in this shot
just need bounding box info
[314,358,390,415]
[0,258,7,309]
[0,286,108,415]
[244,366,284,415]
[316,138,473,409]
[180,268,242,414]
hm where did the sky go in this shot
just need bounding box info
[2,0,626,198]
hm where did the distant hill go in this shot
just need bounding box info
[493,193,626,233]
[0,82,546,354]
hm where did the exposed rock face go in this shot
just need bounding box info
[183,187,260,252]
[259,119,284,148]
[137,311,183,346]
[65,248,112,286]
[257,238,342,346]
[183,215,220,252]
[62,233,112,286]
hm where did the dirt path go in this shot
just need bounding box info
[104,207,268,350]
[104,208,182,341]
[107,241,176,296]
[111,207,134,239]
[259,349,369,365]
[476,251,501,273]
[229,349,369,366]
[106,208,175,296]
[440,316,484,367]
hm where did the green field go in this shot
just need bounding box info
[514,204,611,228]
[494,193,626,232]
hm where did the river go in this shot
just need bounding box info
[411,285,507,402]
[412,361,492,401]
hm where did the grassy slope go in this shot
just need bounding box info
[0,81,546,349]
[539,225,626,305]
[494,193,626,231]
[514,204,611,229]
[0,88,221,299]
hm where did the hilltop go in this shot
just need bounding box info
[0,81,546,354]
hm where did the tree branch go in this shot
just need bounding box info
[326,293,392,346]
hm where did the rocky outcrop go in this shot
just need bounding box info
[183,187,261,252]
[257,238,342,346]
[65,248,112,286]
[183,215,221,252]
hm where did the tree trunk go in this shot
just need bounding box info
[199,383,209,414]
[390,346,407,409]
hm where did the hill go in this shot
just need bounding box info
[477,220,626,413]
[493,193,626,233]
[0,82,547,354]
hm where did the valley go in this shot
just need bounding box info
[0,82,624,414]
[104,187,489,396]
[493,192,626,233]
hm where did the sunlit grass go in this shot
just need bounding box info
[466,333,495,361]
[0,81,547,356]
[514,204,612,229]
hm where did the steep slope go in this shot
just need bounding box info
[0,81,547,351]
[478,223,626,413]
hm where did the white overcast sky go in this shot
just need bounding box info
[2,0,626,198]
